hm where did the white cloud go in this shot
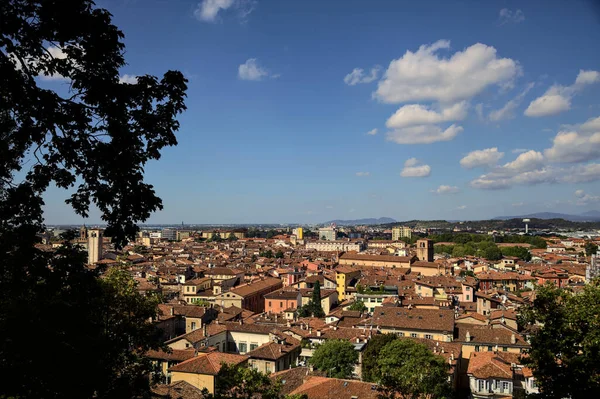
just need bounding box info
[460,148,504,169]
[386,101,468,129]
[374,40,520,104]
[344,66,381,86]
[498,9,525,25]
[501,150,545,173]
[194,0,255,22]
[512,148,528,154]
[456,205,467,210]
[432,185,459,194]
[401,158,431,177]
[355,172,370,177]
[524,91,571,117]
[525,70,600,117]
[489,82,534,121]
[544,117,600,163]
[573,189,600,205]
[470,162,600,190]
[581,116,600,132]
[386,124,463,145]
[119,74,138,84]
[575,70,600,86]
[366,128,378,136]
[238,58,275,81]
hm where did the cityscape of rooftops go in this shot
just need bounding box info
[2,1,600,398]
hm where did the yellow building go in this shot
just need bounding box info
[392,226,412,241]
[293,227,303,240]
[169,352,248,394]
[335,267,361,301]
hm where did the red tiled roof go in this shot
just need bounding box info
[169,352,247,375]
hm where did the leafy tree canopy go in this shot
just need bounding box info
[0,1,187,397]
[377,339,452,399]
[519,281,600,398]
[361,333,397,383]
[309,339,358,379]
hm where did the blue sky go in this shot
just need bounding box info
[42,0,600,224]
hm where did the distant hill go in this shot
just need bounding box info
[323,217,397,226]
[493,211,600,222]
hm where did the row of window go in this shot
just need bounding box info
[267,301,296,308]
[476,379,511,393]
[237,342,259,354]
[395,332,434,339]
[475,345,508,352]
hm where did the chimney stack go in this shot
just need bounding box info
[466,331,471,342]
[511,333,516,344]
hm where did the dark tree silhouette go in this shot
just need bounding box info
[0,1,187,398]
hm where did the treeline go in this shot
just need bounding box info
[429,233,547,249]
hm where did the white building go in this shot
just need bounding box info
[318,227,337,241]
[87,229,103,265]
[306,240,364,252]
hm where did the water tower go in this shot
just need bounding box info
[523,218,530,234]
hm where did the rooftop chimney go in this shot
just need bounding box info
[466,331,471,342]
[511,333,516,344]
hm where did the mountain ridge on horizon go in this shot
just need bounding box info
[493,210,600,222]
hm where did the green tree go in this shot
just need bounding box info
[519,281,600,398]
[500,246,532,261]
[275,250,284,259]
[347,300,367,312]
[483,245,503,261]
[309,339,358,378]
[228,232,238,241]
[266,230,276,239]
[310,281,325,317]
[210,232,222,242]
[0,1,186,397]
[212,363,282,399]
[585,242,598,256]
[260,249,273,258]
[377,340,452,399]
[361,333,397,382]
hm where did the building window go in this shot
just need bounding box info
[503,347,508,352]
[488,346,493,351]
[250,343,258,351]
[425,334,433,339]
[466,295,470,301]
[280,302,283,308]
[191,322,196,330]
[269,301,272,308]
[478,380,485,392]
[397,332,404,337]
[239,342,247,353]
[410,333,418,338]
[503,382,509,391]
[475,345,480,352]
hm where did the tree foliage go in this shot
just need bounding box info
[361,333,397,383]
[500,246,532,261]
[347,300,367,312]
[377,340,452,399]
[519,281,600,398]
[0,1,187,397]
[298,281,325,318]
[211,363,282,399]
[309,339,358,379]
[585,242,598,257]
